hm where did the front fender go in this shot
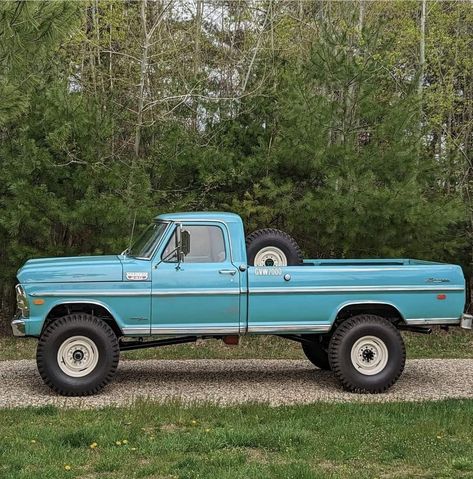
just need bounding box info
[22,282,151,337]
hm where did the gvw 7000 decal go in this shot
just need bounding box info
[254,267,283,276]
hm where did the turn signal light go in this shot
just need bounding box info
[33,298,45,305]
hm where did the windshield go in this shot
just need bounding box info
[127,222,168,259]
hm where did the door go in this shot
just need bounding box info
[151,223,240,334]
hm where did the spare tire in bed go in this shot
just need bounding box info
[246,228,303,266]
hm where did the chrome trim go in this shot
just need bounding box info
[30,291,149,297]
[122,326,239,335]
[121,327,150,335]
[32,289,241,298]
[461,313,473,330]
[125,220,172,261]
[11,318,26,337]
[219,269,237,275]
[249,285,464,294]
[405,318,461,325]
[15,284,29,318]
[247,324,332,333]
[152,289,240,297]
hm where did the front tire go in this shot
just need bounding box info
[328,315,405,393]
[37,314,119,396]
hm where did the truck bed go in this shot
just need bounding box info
[247,259,465,333]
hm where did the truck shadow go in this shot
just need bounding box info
[23,359,456,402]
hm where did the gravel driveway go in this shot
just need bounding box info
[1,359,473,408]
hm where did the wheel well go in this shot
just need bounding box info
[335,303,404,327]
[43,303,122,338]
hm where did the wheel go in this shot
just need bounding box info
[328,315,405,393]
[246,228,303,266]
[36,314,119,396]
[301,337,331,370]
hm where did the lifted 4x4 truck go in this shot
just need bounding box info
[11,212,473,396]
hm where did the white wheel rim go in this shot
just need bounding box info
[254,246,288,267]
[57,336,99,378]
[350,335,389,376]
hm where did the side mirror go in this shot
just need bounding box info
[181,229,190,256]
[154,225,190,270]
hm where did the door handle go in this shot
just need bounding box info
[219,269,237,276]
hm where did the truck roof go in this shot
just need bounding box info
[155,212,242,223]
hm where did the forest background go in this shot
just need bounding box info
[1,0,472,332]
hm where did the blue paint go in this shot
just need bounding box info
[14,212,467,338]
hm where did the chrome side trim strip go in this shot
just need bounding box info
[249,285,464,294]
[32,285,463,298]
[247,324,332,333]
[124,325,332,335]
[122,327,150,335]
[32,289,241,297]
[405,317,461,325]
[152,289,240,297]
[122,326,239,335]
[31,291,149,297]
[29,289,151,298]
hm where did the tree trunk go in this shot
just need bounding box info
[134,0,150,157]
[418,0,426,98]
[193,0,203,130]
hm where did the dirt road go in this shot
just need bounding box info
[1,359,472,408]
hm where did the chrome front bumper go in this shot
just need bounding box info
[11,316,26,337]
[460,313,473,330]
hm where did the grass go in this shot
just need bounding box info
[2,332,473,478]
[1,327,472,361]
[1,399,473,478]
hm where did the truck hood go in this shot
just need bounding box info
[17,255,123,283]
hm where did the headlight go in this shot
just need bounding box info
[15,284,29,318]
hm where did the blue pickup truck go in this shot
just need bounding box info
[12,212,472,396]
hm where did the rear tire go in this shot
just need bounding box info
[328,315,405,393]
[246,228,303,266]
[301,337,331,370]
[37,314,119,396]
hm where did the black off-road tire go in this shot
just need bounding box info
[37,314,119,396]
[328,315,405,394]
[301,337,331,370]
[246,228,303,266]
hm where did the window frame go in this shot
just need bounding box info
[160,223,228,264]
[127,221,171,260]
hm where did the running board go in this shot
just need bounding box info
[398,325,432,334]
[119,335,198,351]
[277,334,318,344]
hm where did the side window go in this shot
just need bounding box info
[162,225,226,263]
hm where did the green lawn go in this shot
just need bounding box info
[1,327,472,361]
[2,331,473,479]
[1,399,473,478]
